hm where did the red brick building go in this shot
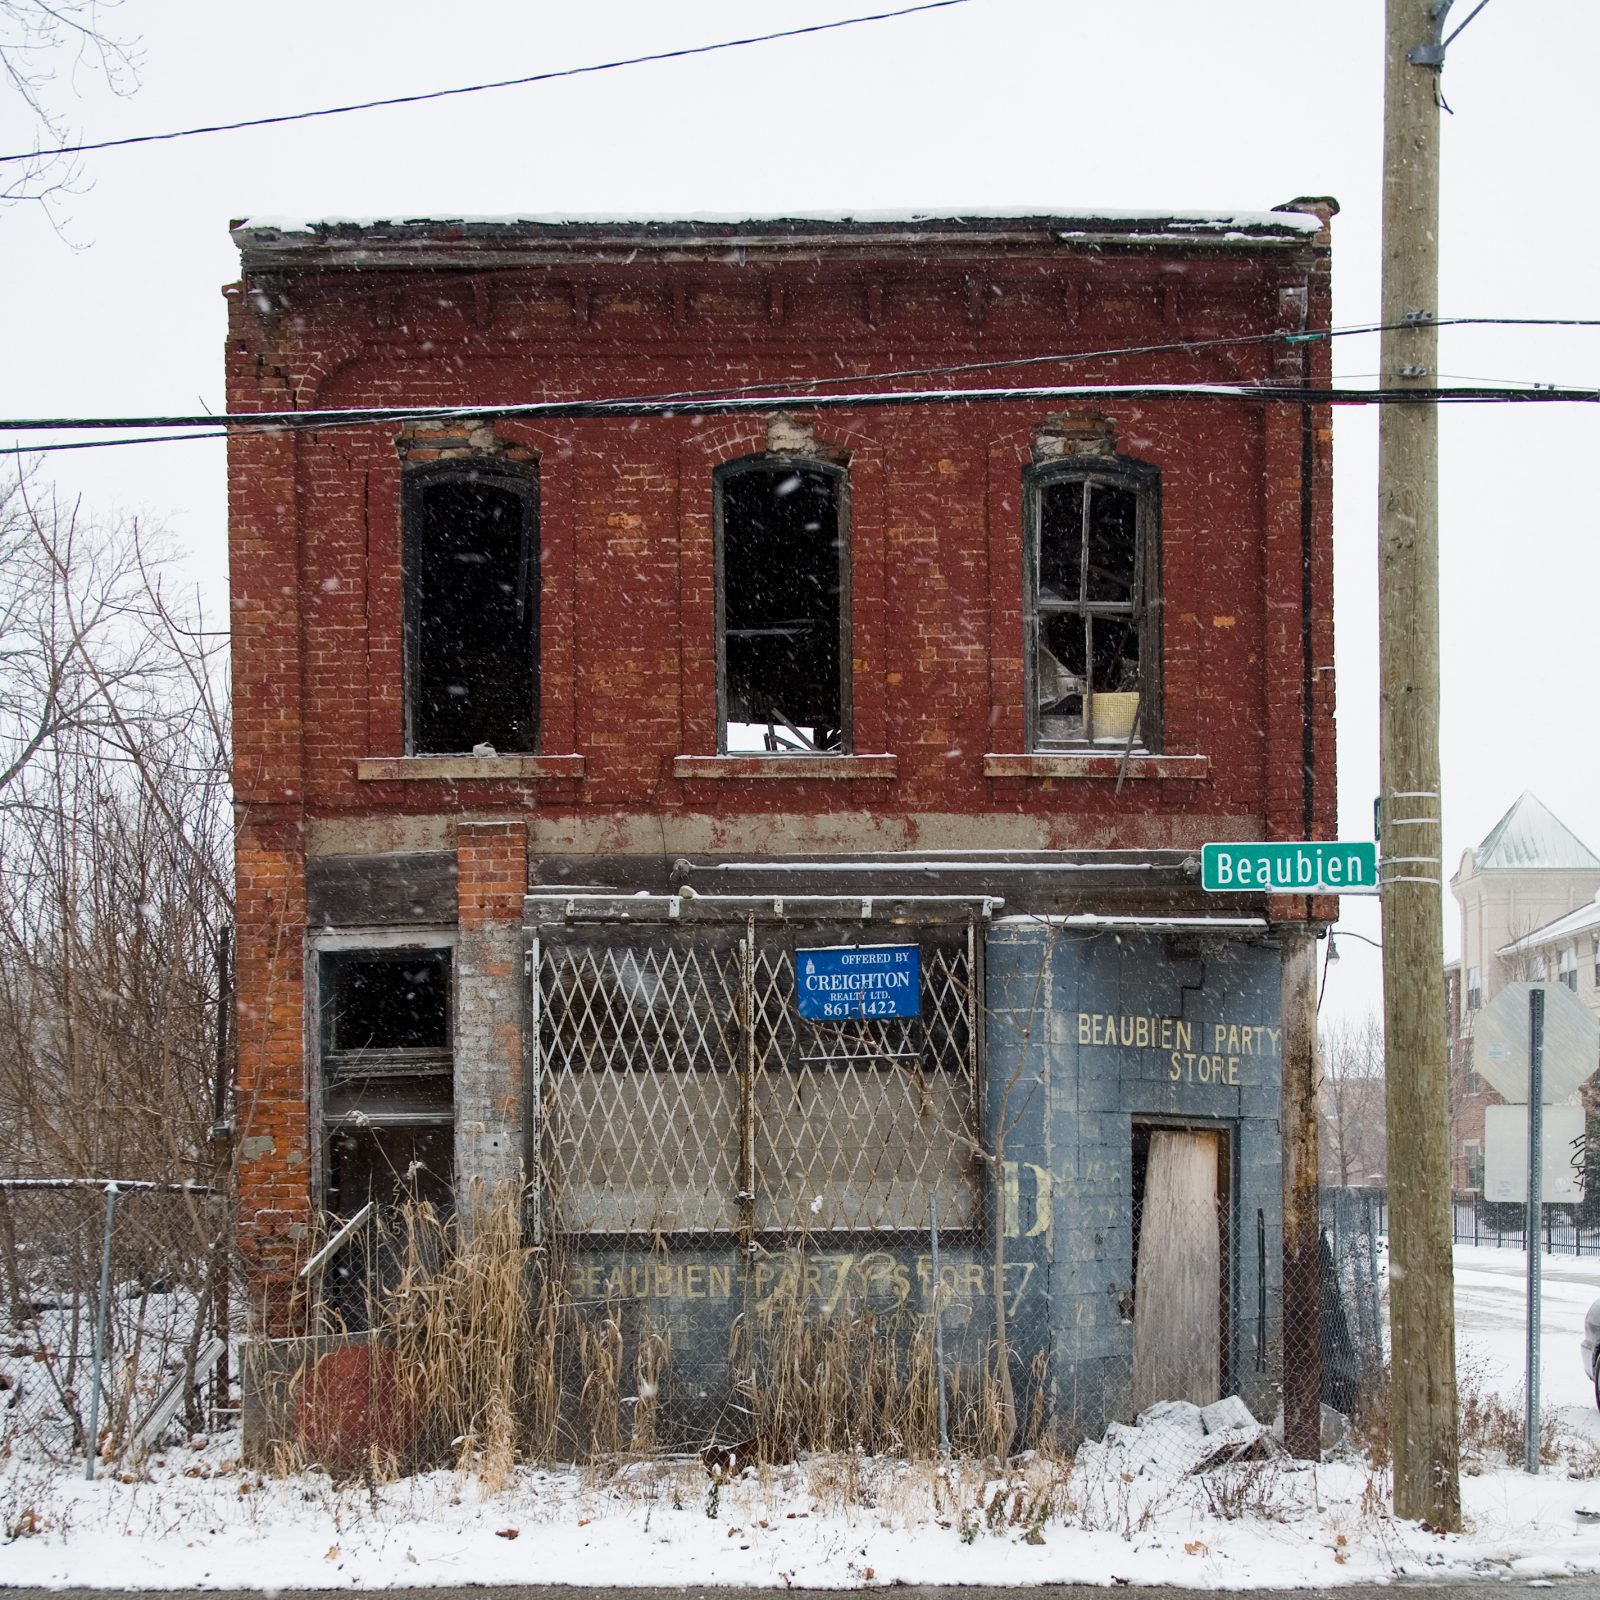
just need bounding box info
[227,205,1337,1443]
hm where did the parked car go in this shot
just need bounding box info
[1582,1297,1600,1407]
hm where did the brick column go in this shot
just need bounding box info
[233,817,310,1337]
[454,821,529,1212]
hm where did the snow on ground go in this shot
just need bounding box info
[6,1242,1600,1590]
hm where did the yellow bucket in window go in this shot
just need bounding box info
[1091,692,1141,743]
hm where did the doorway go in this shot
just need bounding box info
[1130,1123,1230,1413]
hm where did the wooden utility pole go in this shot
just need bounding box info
[1280,930,1321,1460]
[1378,0,1461,1530]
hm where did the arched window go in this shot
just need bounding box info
[402,462,538,754]
[1023,456,1159,750]
[714,455,850,754]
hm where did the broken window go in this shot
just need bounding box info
[319,948,454,1216]
[1024,458,1159,749]
[403,463,538,754]
[715,457,849,754]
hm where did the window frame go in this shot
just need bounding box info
[1466,965,1482,1012]
[315,942,457,1224]
[401,459,540,756]
[1022,454,1161,752]
[712,453,852,756]
[1560,944,1578,991]
[318,945,454,1083]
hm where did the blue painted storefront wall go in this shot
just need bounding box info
[984,923,1285,1433]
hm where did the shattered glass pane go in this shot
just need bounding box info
[1038,479,1084,603]
[1033,469,1147,748]
[1085,483,1137,602]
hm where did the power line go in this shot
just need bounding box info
[638,316,1600,404]
[0,431,228,456]
[6,309,1592,454]
[0,1,973,166]
[4,379,1599,457]
[6,313,1599,456]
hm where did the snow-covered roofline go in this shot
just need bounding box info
[232,204,1332,268]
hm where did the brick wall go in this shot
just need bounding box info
[227,230,1337,855]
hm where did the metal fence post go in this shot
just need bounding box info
[929,1195,949,1457]
[85,1182,119,1481]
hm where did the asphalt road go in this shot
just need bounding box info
[7,1584,1600,1600]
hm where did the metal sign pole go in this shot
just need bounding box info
[1525,986,1545,1474]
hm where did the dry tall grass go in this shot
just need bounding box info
[266,1190,1038,1478]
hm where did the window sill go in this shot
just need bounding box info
[983,752,1209,780]
[673,754,897,780]
[356,755,585,781]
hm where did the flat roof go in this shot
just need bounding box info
[232,204,1332,270]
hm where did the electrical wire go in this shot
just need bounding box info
[0,0,974,166]
[6,316,1600,456]
[0,430,229,456]
[5,379,1600,445]
[618,315,1600,407]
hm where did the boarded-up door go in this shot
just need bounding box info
[1131,1128,1222,1413]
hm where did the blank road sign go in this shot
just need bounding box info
[1474,981,1599,1104]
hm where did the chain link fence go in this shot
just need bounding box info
[2,1179,1382,1484]
[0,1180,232,1472]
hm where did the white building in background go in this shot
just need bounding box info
[1447,793,1600,1193]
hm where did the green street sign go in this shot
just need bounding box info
[1202,841,1378,894]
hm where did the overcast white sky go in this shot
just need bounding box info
[2,0,1595,1028]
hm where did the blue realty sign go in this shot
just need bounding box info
[796,944,921,1020]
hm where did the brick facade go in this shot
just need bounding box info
[227,209,1338,1385]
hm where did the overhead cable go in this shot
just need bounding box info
[4,380,1600,455]
[0,0,973,165]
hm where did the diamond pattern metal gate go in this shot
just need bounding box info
[533,921,980,1239]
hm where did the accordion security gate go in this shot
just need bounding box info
[531,918,982,1243]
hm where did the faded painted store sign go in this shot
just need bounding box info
[566,1245,1039,1319]
[1075,1010,1281,1085]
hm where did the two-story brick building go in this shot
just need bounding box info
[226,204,1337,1452]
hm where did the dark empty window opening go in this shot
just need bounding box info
[322,949,451,1064]
[1026,458,1158,750]
[404,465,538,754]
[716,457,849,754]
[319,947,455,1271]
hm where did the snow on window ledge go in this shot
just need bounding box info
[982,752,1209,780]
[356,755,584,781]
[672,754,896,780]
